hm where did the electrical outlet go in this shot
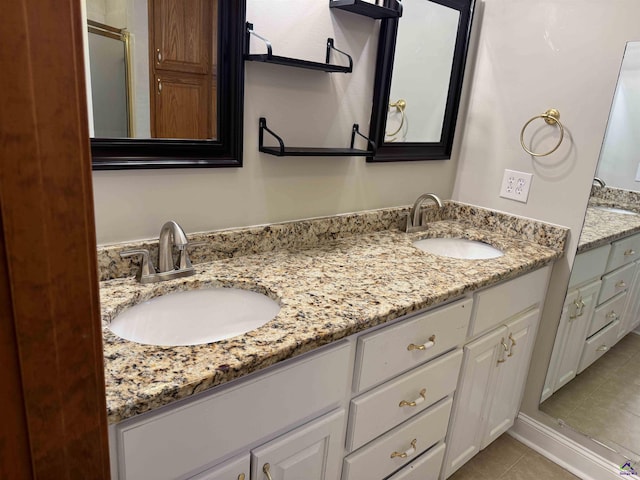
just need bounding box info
[500,169,533,203]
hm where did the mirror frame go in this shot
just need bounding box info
[367,0,475,162]
[91,1,245,170]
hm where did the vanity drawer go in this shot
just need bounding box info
[606,233,640,272]
[471,266,550,337]
[577,319,620,374]
[342,397,452,480]
[569,245,610,288]
[385,442,446,480]
[114,342,351,480]
[598,262,635,304]
[347,349,462,452]
[353,299,471,393]
[589,291,626,338]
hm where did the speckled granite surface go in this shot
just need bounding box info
[579,190,640,252]
[100,203,568,424]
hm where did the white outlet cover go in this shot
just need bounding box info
[500,169,533,203]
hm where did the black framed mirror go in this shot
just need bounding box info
[90,1,245,170]
[368,0,475,162]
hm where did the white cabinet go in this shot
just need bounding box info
[542,279,600,401]
[251,409,345,480]
[481,309,538,447]
[442,268,549,479]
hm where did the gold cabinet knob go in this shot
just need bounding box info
[263,463,273,480]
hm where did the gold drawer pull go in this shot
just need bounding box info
[407,335,436,351]
[606,311,618,320]
[399,388,427,407]
[616,280,627,288]
[597,345,609,352]
[238,475,245,480]
[263,463,273,480]
[391,439,417,459]
[497,338,509,364]
[569,297,585,319]
[624,249,636,256]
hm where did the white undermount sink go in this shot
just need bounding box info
[413,238,504,260]
[108,288,281,346]
[594,206,638,215]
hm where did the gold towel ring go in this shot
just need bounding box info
[386,99,407,137]
[520,108,564,157]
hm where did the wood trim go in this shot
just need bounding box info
[0,0,109,478]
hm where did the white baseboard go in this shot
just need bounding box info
[509,413,639,480]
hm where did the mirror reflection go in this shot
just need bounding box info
[385,0,459,143]
[541,41,640,459]
[85,0,218,140]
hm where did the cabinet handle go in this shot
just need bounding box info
[407,335,435,351]
[508,333,517,357]
[569,296,585,320]
[238,475,245,480]
[616,280,627,288]
[156,48,162,62]
[597,345,609,352]
[263,463,273,480]
[157,78,162,94]
[624,249,636,256]
[399,388,427,407]
[390,438,417,459]
[606,311,618,321]
[497,338,508,364]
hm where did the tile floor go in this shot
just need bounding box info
[540,332,640,452]
[447,433,579,480]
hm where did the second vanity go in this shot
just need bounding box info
[99,202,567,480]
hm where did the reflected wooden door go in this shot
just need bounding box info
[150,0,217,139]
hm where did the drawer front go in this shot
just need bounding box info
[598,262,635,304]
[589,291,626,338]
[385,442,446,480]
[116,342,351,480]
[354,299,471,393]
[342,397,452,480]
[606,233,640,272]
[577,319,620,374]
[569,245,610,288]
[190,454,250,480]
[347,349,462,452]
[471,266,550,337]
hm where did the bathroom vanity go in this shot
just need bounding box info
[99,203,567,480]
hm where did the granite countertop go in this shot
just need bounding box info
[578,204,640,252]
[100,204,568,424]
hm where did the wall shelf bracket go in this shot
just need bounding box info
[258,118,376,157]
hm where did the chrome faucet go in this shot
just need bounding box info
[120,220,198,284]
[593,177,606,188]
[406,193,443,233]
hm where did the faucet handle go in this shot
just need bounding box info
[177,241,206,270]
[120,249,157,278]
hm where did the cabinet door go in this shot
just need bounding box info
[153,71,209,139]
[190,454,249,480]
[251,409,345,480]
[552,280,601,392]
[619,261,640,339]
[441,326,506,479]
[481,308,539,448]
[151,0,212,74]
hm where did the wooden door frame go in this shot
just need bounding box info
[1,0,109,477]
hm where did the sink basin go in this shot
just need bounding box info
[109,288,281,346]
[594,206,638,215]
[413,238,504,260]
